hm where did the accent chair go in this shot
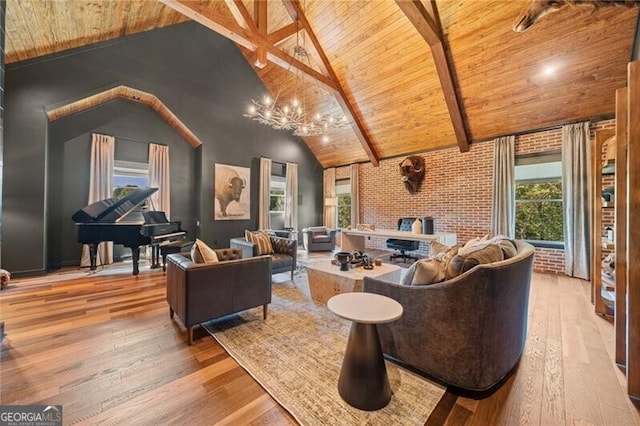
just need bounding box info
[230,234,297,280]
[302,226,337,252]
[166,247,272,345]
[363,240,535,391]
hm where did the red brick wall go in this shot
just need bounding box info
[334,119,615,275]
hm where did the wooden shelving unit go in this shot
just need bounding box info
[614,87,628,368]
[590,128,615,315]
[626,60,640,399]
[595,63,639,401]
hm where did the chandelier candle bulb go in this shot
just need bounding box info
[243,39,351,137]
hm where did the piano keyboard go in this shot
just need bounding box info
[155,232,187,242]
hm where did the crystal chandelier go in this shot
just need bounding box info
[244,29,350,137]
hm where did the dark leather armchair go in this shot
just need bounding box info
[230,235,297,280]
[386,218,420,262]
[166,248,272,344]
[302,226,337,252]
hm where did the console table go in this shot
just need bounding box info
[340,228,457,252]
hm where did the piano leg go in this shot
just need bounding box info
[131,247,141,276]
[89,244,98,271]
[150,245,161,269]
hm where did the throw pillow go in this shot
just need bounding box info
[245,230,274,255]
[446,254,465,280]
[190,239,219,264]
[490,236,518,259]
[461,243,504,273]
[458,234,491,257]
[440,245,460,267]
[430,241,451,257]
[411,259,446,286]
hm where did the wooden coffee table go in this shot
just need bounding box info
[307,260,401,304]
[328,292,403,411]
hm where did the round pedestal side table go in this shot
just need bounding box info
[327,292,403,411]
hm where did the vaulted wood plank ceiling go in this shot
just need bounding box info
[4,0,638,168]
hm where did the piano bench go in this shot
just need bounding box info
[160,241,194,272]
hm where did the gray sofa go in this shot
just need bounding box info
[230,235,297,280]
[363,240,535,391]
[166,248,272,344]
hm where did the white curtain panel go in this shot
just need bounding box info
[284,162,298,234]
[81,133,115,266]
[148,143,171,218]
[323,168,336,228]
[490,135,515,238]
[259,157,272,230]
[562,121,591,279]
[350,163,360,227]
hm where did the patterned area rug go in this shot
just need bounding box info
[201,276,445,425]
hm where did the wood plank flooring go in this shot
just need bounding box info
[1,256,639,425]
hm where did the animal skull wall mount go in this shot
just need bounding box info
[513,0,638,33]
[399,156,426,194]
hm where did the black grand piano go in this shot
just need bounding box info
[72,187,186,275]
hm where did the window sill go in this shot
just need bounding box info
[525,240,564,250]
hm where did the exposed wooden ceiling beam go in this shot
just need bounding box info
[281,0,380,166]
[254,0,268,68]
[223,0,256,32]
[268,22,298,45]
[396,0,470,152]
[223,0,266,68]
[159,0,337,92]
[280,0,327,76]
[46,86,202,148]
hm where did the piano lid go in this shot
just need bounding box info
[72,187,158,223]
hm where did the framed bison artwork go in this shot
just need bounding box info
[214,163,250,220]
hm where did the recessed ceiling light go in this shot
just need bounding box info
[543,65,555,76]
[322,135,329,143]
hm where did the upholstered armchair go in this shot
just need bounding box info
[363,241,535,391]
[166,248,272,344]
[302,226,337,252]
[230,235,297,280]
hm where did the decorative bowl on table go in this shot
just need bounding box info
[334,252,353,271]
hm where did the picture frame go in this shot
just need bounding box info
[214,163,250,220]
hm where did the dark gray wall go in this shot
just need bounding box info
[46,100,198,268]
[3,22,324,276]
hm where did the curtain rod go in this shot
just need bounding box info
[261,157,291,167]
[105,133,167,146]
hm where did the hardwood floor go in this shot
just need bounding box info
[1,257,638,425]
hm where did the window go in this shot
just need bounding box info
[268,176,286,230]
[269,176,286,213]
[336,179,351,229]
[113,160,149,198]
[514,153,563,246]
